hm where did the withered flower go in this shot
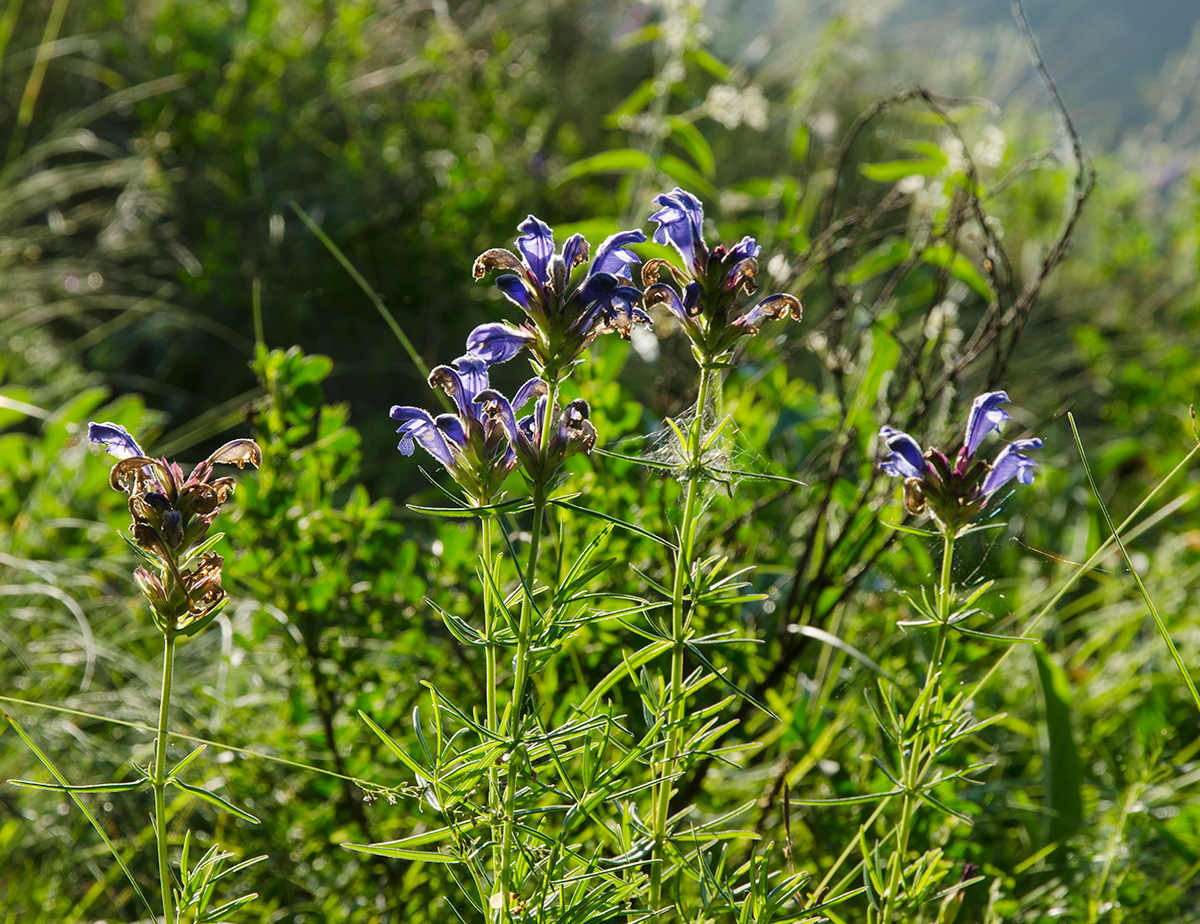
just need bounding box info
[89,422,262,636]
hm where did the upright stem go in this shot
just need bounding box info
[498,382,557,917]
[153,632,177,924]
[479,510,502,912]
[881,531,955,924]
[648,365,718,912]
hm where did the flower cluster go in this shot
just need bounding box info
[468,216,647,384]
[878,391,1042,535]
[390,353,545,501]
[89,422,262,636]
[642,188,802,365]
[395,189,803,490]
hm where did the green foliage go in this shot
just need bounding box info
[5,1,1200,923]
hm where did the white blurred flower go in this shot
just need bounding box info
[974,125,1006,168]
[705,84,742,129]
[741,85,769,131]
[914,178,947,214]
[767,252,792,284]
[811,111,838,142]
[705,84,769,132]
[896,174,925,195]
[923,300,959,340]
[943,136,967,175]
[661,60,685,85]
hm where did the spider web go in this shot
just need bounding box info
[598,396,803,506]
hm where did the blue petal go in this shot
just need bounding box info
[561,233,589,272]
[963,391,1012,458]
[591,229,647,280]
[389,405,454,467]
[643,282,689,323]
[88,421,145,460]
[455,353,490,396]
[512,377,548,412]
[495,274,532,310]
[981,438,1042,495]
[516,215,556,286]
[879,426,926,480]
[466,322,535,364]
[436,414,467,448]
[726,235,761,263]
[649,188,706,270]
[476,387,536,461]
[736,293,802,331]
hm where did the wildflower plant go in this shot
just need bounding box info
[16,422,266,924]
[353,192,815,922]
[859,392,1043,923]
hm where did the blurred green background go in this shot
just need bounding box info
[3,0,1200,921]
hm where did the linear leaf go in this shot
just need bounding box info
[169,777,260,824]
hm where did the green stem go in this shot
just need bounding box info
[498,381,557,918]
[153,632,177,924]
[479,510,503,915]
[648,365,718,912]
[881,531,955,924]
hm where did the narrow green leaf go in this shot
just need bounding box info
[290,200,437,400]
[550,500,677,551]
[10,776,148,793]
[686,47,732,80]
[169,777,260,824]
[847,239,911,285]
[170,744,207,778]
[549,149,653,189]
[951,624,1038,644]
[408,496,532,519]
[921,244,993,300]
[787,625,897,684]
[1069,413,1200,716]
[359,711,431,778]
[1033,645,1083,846]
[656,154,718,201]
[683,642,778,719]
[343,843,461,863]
[860,158,944,182]
[179,531,224,567]
[668,117,715,176]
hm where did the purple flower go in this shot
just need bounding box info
[470,216,648,381]
[649,187,709,274]
[879,426,927,480]
[474,390,597,486]
[390,352,545,500]
[643,188,801,363]
[962,391,1012,460]
[88,422,145,460]
[877,392,1041,534]
[981,439,1042,495]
